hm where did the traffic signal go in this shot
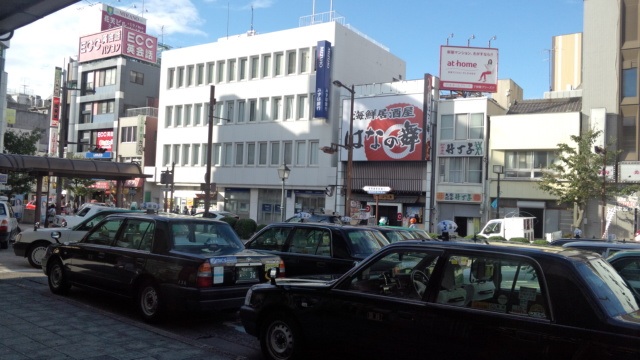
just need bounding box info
[160,171,168,185]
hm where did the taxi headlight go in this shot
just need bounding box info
[244,288,253,306]
[14,233,22,242]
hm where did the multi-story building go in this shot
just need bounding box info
[582,0,639,239]
[150,14,406,223]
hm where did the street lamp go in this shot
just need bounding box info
[493,165,504,218]
[594,145,607,237]
[332,80,355,217]
[277,164,291,222]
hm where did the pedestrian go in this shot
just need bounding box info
[573,227,582,239]
[440,221,450,241]
[183,206,188,215]
[378,216,388,226]
[409,217,417,228]
[190,206,196,215]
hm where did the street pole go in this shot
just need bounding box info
[280,177,285,222]
[594,146,607,237]
[204,85,216,216]
[346,84,354,218]
[55,70,67,215]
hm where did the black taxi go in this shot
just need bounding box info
[42,213,282,322]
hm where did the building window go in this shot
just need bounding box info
[283,141,292,165]
[228,59,237,81]
[204,102,210,126]
[81,103,92,124]
[239,58,247,80]
[165,106,172,127]
[177,67,185,87]
[295,141,306,166]
[237,100,246,123]
[214,102,222,125]
[236,143,244,165]
[260,98,270,121]
[440,113,484,140]
[272,97,281,121]
[284,96,294,121]
[250,56,259,79]
[262,54,271,78]
[121,126,137,142]
[275,53,283,76]
[297,94,308,120]
[186,65,194,86]
[247,142,255,165]
[196,63,204,85]
[623,67,637,98]
[621,113,637,159]
[130,70,144,85]
[175,105,182,126]
[439,157,482,183]
[172,144,180,165]
[249,99,257,122]
[167,68,174,88]
[213,143,222,166]
[224,143,233,166]
[184,104,192,126]
[182,144,190,166]
[192,144,200,165]
[504,150,557,178]
[258,142,268,165]
[163,145,171,166]
[194,104,202,125]
[217,61,225,83]
[206,62,215,84]
[623,0,639,43]
[96,68,117,87]
[225,101,234,123]
[287,50,296,75]
[270,142,280,165]
[97,100,115,114]
[300,49,310,73]
[309,140,319,165]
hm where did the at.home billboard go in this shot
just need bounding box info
[101,4,146,33]
[439,46,499,93]
[339,94,426,161]
[79,27,157,64]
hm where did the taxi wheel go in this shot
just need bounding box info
[27,242,48,268]
[48,259,71,295]
[137,280,164,323]
[260,312,304,360]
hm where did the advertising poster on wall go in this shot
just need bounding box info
[339,93,426,161]
[97,130,114,151]
[79,27,157,64]
[101,4,147,33]
[439,45,499,93]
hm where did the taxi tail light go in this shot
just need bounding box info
[0,219,8,233]
[196,262,213,288]
[278,260,286,278]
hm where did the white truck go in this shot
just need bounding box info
[477,217,535,241]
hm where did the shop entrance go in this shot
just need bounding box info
[374,205,400,226]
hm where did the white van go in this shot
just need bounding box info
[477,217,535,241]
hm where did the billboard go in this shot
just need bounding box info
[50,67,62,128]
[101,4,146,33]
[339,94,426,161]
[79,27,157,64]
[314,40,331,119]
[439,45,499,93]
[97,130,114,151]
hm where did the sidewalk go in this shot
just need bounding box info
[0,276,241,360]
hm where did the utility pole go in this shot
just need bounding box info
[204,85,216,216]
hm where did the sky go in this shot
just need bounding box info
[5,0,583,100]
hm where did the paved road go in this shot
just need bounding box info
[0,225,263,360]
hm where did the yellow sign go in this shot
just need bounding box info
[375,194,395,201]
[5,108,16,125]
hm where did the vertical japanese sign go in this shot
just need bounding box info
[341,94,425,161]
[423,73,434,161]
[50,67,62,128]
[439,45,499,93]
[137,115,145,155]
[314,40,331,119]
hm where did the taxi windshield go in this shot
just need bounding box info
[576,258,639,317]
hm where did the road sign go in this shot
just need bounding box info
[0,173,7,184]
[363,186,391,194]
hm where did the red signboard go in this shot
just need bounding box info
[79,27,157,64]
[50,97,60,128]
[97,130,114,151]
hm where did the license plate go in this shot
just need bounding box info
[237,266,259,281]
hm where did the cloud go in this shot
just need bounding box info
[4,0,206,98]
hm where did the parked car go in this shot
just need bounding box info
[563,240,640,257]
[367,225,416,243]
[0,200,20,249]
[53,203,115,228]
[285,212,344,224]
[13,208,142,268]
[241,240,640,360]
[607,250,640,297]
[42,213,283,322]
[193,210,240,220]
[548,237,607,246]
[244,223,389,277]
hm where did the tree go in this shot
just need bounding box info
[3,129,45,198]
[65,178,97,208]
[537,129,639,229]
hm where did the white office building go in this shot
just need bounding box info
[149,16,405,223]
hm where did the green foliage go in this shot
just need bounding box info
[537,129,640,228]
[234,218,257,239]
[256,224,268,232]
[220,216,238,228]
[429,233,440,239]
[3,129,45,197]
[509,237,531,243]
[488,236,506,241]
[532,240,550,246]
